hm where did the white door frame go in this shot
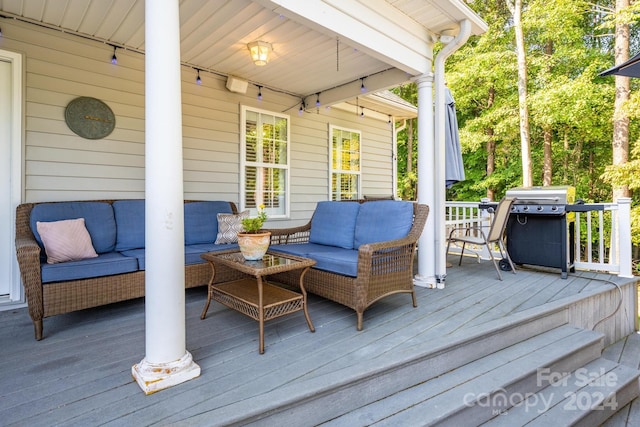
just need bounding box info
[0,48,24,309]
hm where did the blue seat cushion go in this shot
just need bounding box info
[121,244,239,270]
[270,243,358,277]
[185,243,239,265]
[184,201,233,245]
[113,200,145,251]
[41,252,138,283]
[354,201,414,249]
[309,201,360,249]
[30,202,116,254]
[270,243,338,258]
[308,248,359,277]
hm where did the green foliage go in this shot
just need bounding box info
[241,205,267,233]
[392,0,640,256]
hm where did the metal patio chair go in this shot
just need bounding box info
[446,197,517,280]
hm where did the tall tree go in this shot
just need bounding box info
[613,0,631,201]
[507,0,533,187]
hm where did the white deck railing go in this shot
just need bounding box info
[445,198,634,278]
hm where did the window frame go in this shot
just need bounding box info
[240,105,291,219]
[329,124,362,201]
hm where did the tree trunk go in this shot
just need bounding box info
[613,0,631,201]
[407,119,414,174]
[509,0,533,187]
[543,128,552,186]
[486,86,496,201]
[542,40,553,186]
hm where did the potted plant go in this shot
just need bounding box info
[237,205,271,260]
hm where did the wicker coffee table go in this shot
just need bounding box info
[200,249,316,354]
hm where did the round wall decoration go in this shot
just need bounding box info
[64,97,116,139]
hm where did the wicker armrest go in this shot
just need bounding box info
[267,222,312,245]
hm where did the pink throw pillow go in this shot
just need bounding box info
[36,218,99,264]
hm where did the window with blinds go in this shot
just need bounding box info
[330,125,361,201]
[241,106,290,218]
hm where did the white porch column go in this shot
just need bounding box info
[414,72,437,288]
[132,0,200,394]
[414,19,471,288]
[617,197,633,278]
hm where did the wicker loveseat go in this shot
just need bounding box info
[15,199,244,340]
[268,200,429,330]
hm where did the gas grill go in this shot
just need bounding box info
[504,186,576,278]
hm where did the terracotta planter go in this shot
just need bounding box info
[237,231,271,260]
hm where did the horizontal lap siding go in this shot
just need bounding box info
[2,19,395,226]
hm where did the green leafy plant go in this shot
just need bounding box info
[241,204,268,233]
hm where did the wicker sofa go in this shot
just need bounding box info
[268,200,429,330]
[15,199,244,340]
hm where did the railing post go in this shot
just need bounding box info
[617,198,634,278]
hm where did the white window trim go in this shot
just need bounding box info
[240,105,290,219]
[329,124,362,201]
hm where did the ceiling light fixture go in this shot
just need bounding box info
[111,46,118,65]
[439,29,456,44]
[247,41,272,66]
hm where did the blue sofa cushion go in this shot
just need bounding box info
[309,201,360,249]
[270,244,358,276]
[184,201,233,245]
[30,202,116,254]
[41,252,138,283]
[309,248,359,277]
[270,243,339,258]
[121,243,238,270]
[354,201,414,249]
[113,200,146,251]
[185,243,240,265]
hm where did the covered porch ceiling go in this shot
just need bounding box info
[0,0,486,114]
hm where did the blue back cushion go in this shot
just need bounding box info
[113,200,146,251]
[30,202,117,254]
[354,201,414,249]
[184,201,233,245]
[309,201,360,249]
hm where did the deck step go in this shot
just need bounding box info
[319,325,620,426]
[224,304,570,426]
[481,357,640,426]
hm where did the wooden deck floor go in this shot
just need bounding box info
[0,256,637,426]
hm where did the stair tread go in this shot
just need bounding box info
[482,358,640,426]
[320,325,604,426]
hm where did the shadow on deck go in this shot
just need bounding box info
[0,256,638,426]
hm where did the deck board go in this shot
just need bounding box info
[0,256,637,426]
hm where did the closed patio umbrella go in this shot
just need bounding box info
[445,87,465,188]
[599,52,640,77]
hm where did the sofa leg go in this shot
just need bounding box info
[34,319,43,341]
[356,312,363,331]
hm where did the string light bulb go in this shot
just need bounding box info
[299,99,305,115]
[315,93,321,107]
[111,46,118,65]
[257,86,263,101]
[360,107,365,118]
[196,69,201,85]
[360,78,366,93]
[388,115,392,125]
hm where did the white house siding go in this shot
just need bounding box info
[1,19,395,228]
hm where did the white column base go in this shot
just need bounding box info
[132,351,200,395]
[414,274,437,288]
